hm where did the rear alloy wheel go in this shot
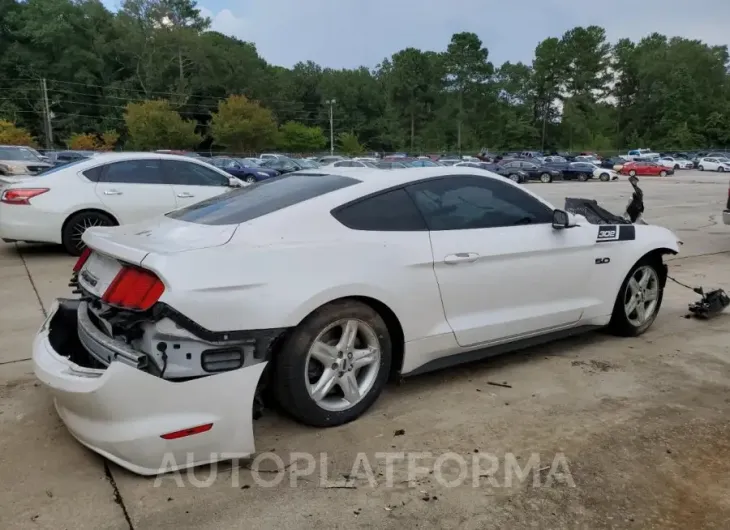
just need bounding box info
[608,259,664,337]
[539,172,552,183]
[61,211,115,256]
[659,170,667,177]
[245,175,257,183]
[599,172,611,182]
[508,173,520,183]
[578,173,588,182]
[629,170,637,177]
[698,165,705,171]
[273,300,392,427]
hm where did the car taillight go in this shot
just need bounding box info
[1,188,49,205]
[73,248,92,272]
[102,266,165,311]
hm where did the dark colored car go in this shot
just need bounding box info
[260,157,306,174]
[561,162,601,181]
[600,157,628,169]
[455,162,528,183]
[498,160,562,183]
[209,156,279,183]
[51,150,97,166]
[376,161,409,169]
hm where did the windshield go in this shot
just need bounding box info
[0,147,41,161]
[298,159,320,169]
[238,158,260,167]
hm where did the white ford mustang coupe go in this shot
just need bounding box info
[33,167,680,475]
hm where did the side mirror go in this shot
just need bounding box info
[552,209,577,229]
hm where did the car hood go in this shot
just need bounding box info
[82,215,238,266]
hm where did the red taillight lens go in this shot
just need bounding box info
[102,266,165,311]
[1,188,50,205]
[160,423,213,440]
[73,248,92,272]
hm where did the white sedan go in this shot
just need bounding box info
[657,157,693,170]
[0,152,243,255]
[697,157,730,172]
[33,167,680,475]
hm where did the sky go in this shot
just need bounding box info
[103,0,730,69]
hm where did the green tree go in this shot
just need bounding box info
[124,99,200,149]
[277,121,326,152]
[210,95,278,152]
[337,132,364,155]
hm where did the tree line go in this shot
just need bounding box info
[1,0,730,154]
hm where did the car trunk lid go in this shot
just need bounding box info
[82,216,238,267]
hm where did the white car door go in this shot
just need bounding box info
[93,158,177,224]
[405,175,599,348]
[161,159,235,209]
[702,158,718,170]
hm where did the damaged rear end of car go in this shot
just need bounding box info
[33,221,281,476]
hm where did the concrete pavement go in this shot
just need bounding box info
[1,172,730,529]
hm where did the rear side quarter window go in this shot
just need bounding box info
[332,188,427,231]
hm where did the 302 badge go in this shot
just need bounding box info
[595,224,635,243]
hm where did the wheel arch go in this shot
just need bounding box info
[275,295,406,381]
[61,208,119,236]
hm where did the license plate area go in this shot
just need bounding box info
[79,252,123,297]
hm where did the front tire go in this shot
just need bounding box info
[245,175,257,183]
[578,173,588,182]
[508,173,520,183]
[699,165,704,171]
[659,170,667,177]
[273,300,392,427]
[718,167,724,173]
[539,172,552,183]
[61,211,116,256]
[599,172,610,182]
[608,258,665,337]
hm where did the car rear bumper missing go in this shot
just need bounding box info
[33,299,267,475]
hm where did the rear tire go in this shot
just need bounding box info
[718,167,724,173]
[599,172,610,182]
[245,175,257,183]
[608,258,665,337]
[508,173,520,183]
[61,211,116,256]
[273,300,392,427]
[659,170,667,177]
[699,165,704,171]
[578,173,588,182]
[539,173,552,183]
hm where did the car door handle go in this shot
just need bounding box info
[103,189,122,195]
[177,192,194,198]
[444,252,480,264]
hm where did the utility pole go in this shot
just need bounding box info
[326,99,336,155]
[40,78,52,150]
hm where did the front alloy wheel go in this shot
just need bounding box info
[245,175,257,183]
[624,266,660,328]
[539,172,552,183]
[608,259,664,337]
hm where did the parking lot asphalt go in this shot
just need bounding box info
[1,170,730,529]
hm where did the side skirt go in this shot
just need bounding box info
[404,325,603,377]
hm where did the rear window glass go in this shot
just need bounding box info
[166,173,361,226]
